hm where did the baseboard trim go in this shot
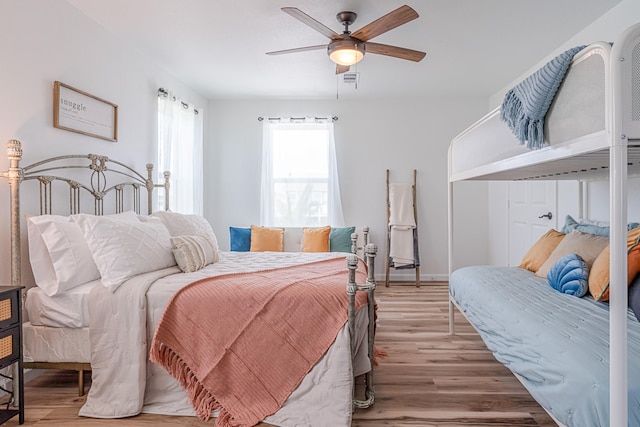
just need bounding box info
[374,273,448,282]
[24,367,42,384]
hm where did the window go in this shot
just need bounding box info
[157,89,203,214]
[261,118,344,227]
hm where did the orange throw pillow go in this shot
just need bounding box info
[588,226,640,301]
[302,226,331,252]
[250,225,284,252]
[518,229,565,272]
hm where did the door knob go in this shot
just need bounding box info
[538,212,553,220]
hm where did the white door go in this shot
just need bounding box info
[508,181,558,266]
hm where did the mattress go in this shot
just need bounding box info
[23,322,90,363]
[449,265,640,427]
[69,250,371,426]
[24,251,354,328]
[25,280,98,328]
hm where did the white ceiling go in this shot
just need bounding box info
[66,0,621,100]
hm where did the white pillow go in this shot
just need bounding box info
[27,216,74,296]
[171,235,219,273]
[151,211,219,252]
[26,211,139,296]
[73,214,176,292]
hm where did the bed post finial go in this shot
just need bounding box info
[345,255,358,296]
[146,163,154,214]
[7,139,22,162]
[7,140,23,287]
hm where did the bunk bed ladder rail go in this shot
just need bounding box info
[346,243,377,409]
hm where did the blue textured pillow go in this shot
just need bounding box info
[330,227,355,253]
[629,274,640,323]
[229,227,251,252]
[547,253,589,297]
[562,214,640,237]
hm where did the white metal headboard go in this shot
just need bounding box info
[0,139,171,287]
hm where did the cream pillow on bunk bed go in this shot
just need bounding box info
[535,230,609,279]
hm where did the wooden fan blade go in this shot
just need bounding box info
[351,5,418,42]
[336,64,350,74]
[366,42,426,62]
[266,45,327,55]
[282,7,342,40]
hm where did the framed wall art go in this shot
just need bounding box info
[53,81,118,142]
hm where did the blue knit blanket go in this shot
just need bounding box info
[500,45,586,149]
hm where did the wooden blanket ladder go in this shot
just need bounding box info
[385,169,420,287]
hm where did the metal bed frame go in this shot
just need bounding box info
[0,138,378,410]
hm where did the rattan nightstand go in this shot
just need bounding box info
[0,286,24,424]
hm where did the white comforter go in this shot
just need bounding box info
[79,251,370,426]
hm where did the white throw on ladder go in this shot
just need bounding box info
[389,183,416,267]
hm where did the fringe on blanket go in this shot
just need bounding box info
[373,346,388,366]
[149,340,235,425]
[152,306,383,426]
[151,333,381,427]
[500,45,586,150]
[501,90,546,148]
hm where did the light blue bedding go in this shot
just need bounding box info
[450,265,640,427]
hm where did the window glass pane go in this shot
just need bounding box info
[261,120,343,227]
[272,129,328,179]
[273,181,328,226]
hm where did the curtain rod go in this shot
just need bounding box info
[257,116,338,122]
[157,88,199,115]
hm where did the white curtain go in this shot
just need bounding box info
[261,117,344,227]
[157,90,203,215]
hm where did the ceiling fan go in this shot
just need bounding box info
[266,5,426,74]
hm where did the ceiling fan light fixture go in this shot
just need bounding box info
[328,39,365,66]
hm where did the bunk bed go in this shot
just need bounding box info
[0,142,378,426]
[447,23,640,427]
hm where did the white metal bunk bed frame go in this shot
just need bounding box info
[447,24,640,427]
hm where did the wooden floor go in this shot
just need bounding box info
[4,283,556,426]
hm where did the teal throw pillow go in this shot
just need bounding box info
[229,227,251,251]
[330,227,355,253]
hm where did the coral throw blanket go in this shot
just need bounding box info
[150,257,368,427]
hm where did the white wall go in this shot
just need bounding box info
[487,0,640,265]
[0,0,205,285]
[205,96,490,280]
[585,179,640,222]
[489,0,640,109]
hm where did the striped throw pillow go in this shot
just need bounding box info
[171,235,219,273]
